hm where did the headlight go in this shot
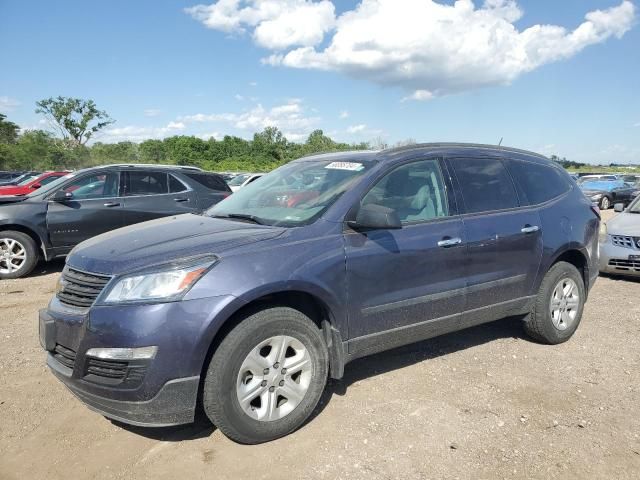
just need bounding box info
[599,222,607,244]
[101,256,218,304]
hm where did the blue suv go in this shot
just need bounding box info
[40,144,599,444]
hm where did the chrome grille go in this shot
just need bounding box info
[56,267,111,308]
[611,235,638,249]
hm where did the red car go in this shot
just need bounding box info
[0,171,69,196]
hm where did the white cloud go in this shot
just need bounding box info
[347,124,367,133]
[0,96,20,113]
[634,122,640,127]
[235,94,245,101]
[191,0,636,97]
[186,0,336,49]
[339,110,349,119]
[249,81,258,87]
[101,121,186,142]
[143,108,162,117]
[180,99,321,139]
[401,89,434,102]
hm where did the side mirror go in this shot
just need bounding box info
[52,190,73,202]
[348,203,402,230]
[30,183,41,189]
[614,203,624,213]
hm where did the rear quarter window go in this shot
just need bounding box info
[184,173,231,192]
[506,160,572,205]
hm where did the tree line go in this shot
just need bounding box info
[0,96,369,173]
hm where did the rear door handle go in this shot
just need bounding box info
[437,237,463,248]
[521,225,540,234]
[174,198,189,203]
[103,202,120,207]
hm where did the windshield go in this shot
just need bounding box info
[17,175,39,186]
[228,174,251,186]
[628,197,640,213]
[206,159,372,227]
[26,173,75,197]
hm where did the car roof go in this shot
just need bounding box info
[71,164,204,175]
[294,143,550,165]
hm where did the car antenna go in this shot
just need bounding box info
[498,137,503,146]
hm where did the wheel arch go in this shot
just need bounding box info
[0,222,47,259]
[197,286,347,404]
[547,246,590,296]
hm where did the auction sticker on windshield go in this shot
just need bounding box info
[325,162,364,171]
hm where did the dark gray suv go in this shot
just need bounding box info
[0,164,230,278]
[39,144,599,444]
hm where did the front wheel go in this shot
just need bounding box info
[0,231,39,279]
[523,261,586,344]
[202,307,328,444]
[600,196,611,210]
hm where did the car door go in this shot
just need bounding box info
[120,171,198,227]
[447,157,543,312]
[46,171,124,248]
[344,158,467,344]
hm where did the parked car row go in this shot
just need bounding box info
[37,143,600,444]
[579,179,640,209]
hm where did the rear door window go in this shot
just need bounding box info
[168,174,188,193]
[451,158,519,213]
[506,160,572,205]
[184,173,231,192]
[125,171,169,196]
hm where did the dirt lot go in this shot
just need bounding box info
[1,209,639,480]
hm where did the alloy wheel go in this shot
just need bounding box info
[236,335,312,422]
[0,238,27,274]
[549,278,580,331]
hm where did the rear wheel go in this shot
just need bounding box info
[202,307,328,444]
[523,261,585,344]
[0,231,39,279]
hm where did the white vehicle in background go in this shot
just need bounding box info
[228,173,263,192]
[599,197,640,278]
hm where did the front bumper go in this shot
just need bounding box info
[599,241,640,277]
[39,294,237,427]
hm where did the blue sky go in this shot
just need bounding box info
[0,0,638,164]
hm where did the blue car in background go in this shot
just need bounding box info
[580,179,638,210]
[40,143,600,444]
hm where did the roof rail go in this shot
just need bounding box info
[382,142,548,159]
[100,163,203,171]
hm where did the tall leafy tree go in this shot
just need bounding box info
[35,96,114,146]
[0,114,19,144]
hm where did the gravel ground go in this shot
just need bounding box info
[1,210,639,480]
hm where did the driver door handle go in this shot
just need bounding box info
[521,225,540,234]
[437,237,463,248]
[103,202,120,207]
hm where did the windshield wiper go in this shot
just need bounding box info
[212,213,267,225]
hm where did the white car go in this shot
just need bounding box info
[228,173,263,192]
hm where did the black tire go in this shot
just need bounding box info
[202,307,328,444]
[0,230,39,279]
[523,261,586,344]
[599,196,611,210]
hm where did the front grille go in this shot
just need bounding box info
[53,344,76,369]
[611,235,639,250]
[608,259,640,272]
[86,358,128,379]
[56,267,112,308]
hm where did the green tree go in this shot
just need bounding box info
[0,114,20,144]
[139,139,167,163]
[35,96,114,146]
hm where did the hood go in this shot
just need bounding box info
[606,212,640,237]
[68,213,286,275]
[0,195,28,205]
[0,186,28,195]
